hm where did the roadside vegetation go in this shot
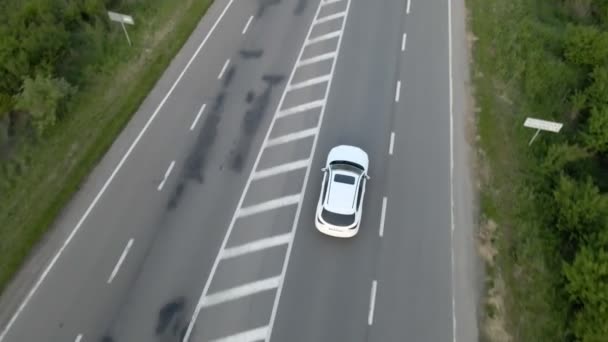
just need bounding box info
[0,0,213,295]
[468,0,608,340]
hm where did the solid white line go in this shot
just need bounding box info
[265,128,318,147]
[296,52,336,67]
[389,132,395,155]
[190,103,206,131]
[448,0,456,340]
[407,0,411,14]
[277,100,325,118]
[252,159,310,180]
[222,233,292,260]
[242,15,254,35]
[0,1,235,337]
[218,59,230,79]
[202,276,280,307]
[395,80,401,102]
[266,0,352,340]
[107,238,134,284]
[286,75,331,91]
[237,194,301,218]
[157,160,176,191]
[209,326,268,342]
[305,31,341,46]
[75,334,83,342]
[184,0,342,338]
[401,33,407,51]
[368,280,377,325]
[379,197,387,237]
[314,12,345,25]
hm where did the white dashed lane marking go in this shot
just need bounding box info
[218,59,231,79]
[107,238,134,284]
[190,103,206,131]
[242,15,254,35]
[368,280,378,326]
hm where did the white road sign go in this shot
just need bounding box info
[523,117,563,133]
[523,117,563,146]
[108,11,134,25]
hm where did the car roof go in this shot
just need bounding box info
[324,169,359,215]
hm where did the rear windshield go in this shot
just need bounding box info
[321,208,355,227]
[334,174,355,185]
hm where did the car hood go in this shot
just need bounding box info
[327,145,369,170]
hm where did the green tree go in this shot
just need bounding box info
[582,105,608,153]
[563,24,608,67]
[552,174,608,248]
[14,73,75,136]
[563,246,608,341]
[540,142,589,179]
[585,66,608,108]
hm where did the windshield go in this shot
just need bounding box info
[329,161,364,174]
[321,208,355,227]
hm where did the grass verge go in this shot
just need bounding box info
[0,0,213,295]
[468,0,570,340]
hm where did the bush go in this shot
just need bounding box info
[563,245,608,341]
[552,174,608,251]
[582,105,608,153]
[563,24,608,67]
[14,73,75,136]
[584,66,608,108]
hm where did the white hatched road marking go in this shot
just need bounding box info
[266,128,318,147]
[222,233,292,260]
[252,159,310,180]
[296,52,336,67]
[184,0,352,339]
[0,0,236,337]
[277,100,325,118]
[202,277,281,308]
[305,31,341,46]
[266,0,352,339]
[209,326,268,342]
[286,75,331,91]
[237,194,301,218]
[314,12,346,25]
[322,0,343,5]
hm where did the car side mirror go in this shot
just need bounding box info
[365,174,371,180]
[321,167,327,172]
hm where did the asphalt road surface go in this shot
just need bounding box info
[0,0,479,341]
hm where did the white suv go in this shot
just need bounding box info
[315,145,370,238]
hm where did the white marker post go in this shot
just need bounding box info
[523,117,563,146]
[108,11,135,46]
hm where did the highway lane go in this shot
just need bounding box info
[0,0,326,341]
[269,0,403,340]
[370,0,454,339]
[271,0,478,341]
